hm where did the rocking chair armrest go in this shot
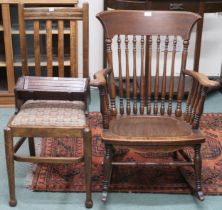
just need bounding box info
[183,69,220,88]
[90,68,111,129]
[90,68,112,87]
[183,69,220,129]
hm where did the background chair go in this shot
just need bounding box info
[14,2,89,111]
[4,3,93,208]
[91,10,220,202]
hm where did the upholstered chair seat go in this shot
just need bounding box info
[11,100,86,127]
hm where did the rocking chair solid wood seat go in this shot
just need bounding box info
[102,115,205,145]
[90,10,220,203]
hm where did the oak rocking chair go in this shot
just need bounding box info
[90,10,220,202]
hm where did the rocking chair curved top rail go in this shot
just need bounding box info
[97,10,201,40]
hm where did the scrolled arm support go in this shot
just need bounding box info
[90,68,112,87]
[90,68,112,129]
[183,69,220,88]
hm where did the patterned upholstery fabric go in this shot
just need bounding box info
[11,100,86,127]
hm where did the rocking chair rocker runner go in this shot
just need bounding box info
[90,10,220,202]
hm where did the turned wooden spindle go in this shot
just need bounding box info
[144,35,150,112]
[99,85,109,129]
[133,35,137,114]
[154,35,160,115]
[194,144,203,198]
[187,82,198,122]
[160,35,169,115]
[176,40,189,117]
[140,35,145,115]
[117,35,124,115]
[192,86,208,129]
[147,36,152,114]
[167,36,177,115]
[125,35,131,115]
[184,79,196,121]
[190,84,201,124]
[102,144,113,202]
[106,38,117,116]
[104,78,110,113]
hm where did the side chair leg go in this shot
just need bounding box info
[28,137,36,156]
[194,144,204,201]
[101,144,113,203]
[83,128,93,208]
[4,127,17,207]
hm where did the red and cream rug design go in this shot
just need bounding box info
[30,113,222,194]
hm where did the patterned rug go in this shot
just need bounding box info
[30,113,222,194]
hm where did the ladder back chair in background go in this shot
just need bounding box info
[14,2,89,112]
[91,10,220,202]
[4,3,93,208]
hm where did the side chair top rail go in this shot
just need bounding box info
[0,0,78,4]
[23,7,85,20]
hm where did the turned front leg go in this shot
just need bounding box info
[194,144,204,201]
[101,144,113,202]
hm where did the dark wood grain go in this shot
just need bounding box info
[24,7,84,20]
[117,35,124,115]
[2,4,15,94]
[18,4,29,76]
[154,35,160,115]
[82,3,89,78]
[46,20,53,76]
[17,4,89,79]
[91,9,220,203]
[58,20,64,77]
[0,1,79,105]
[160,36,169,115]
[167,36,177,116]
[140,35,145,115]
[70,20,78,77]
[33,20,41,76]
[97,10,201,40]
[103,0,222,89]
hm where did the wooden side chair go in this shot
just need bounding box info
[4,3,93,208]
[90,10,220,202]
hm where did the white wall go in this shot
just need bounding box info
[199,13,222,76]
[79,1,222,77]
